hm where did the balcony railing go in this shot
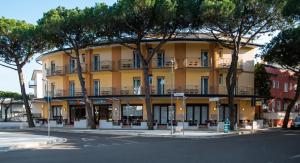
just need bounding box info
[45,90,67,98]
[93,87,115,96]
[151,57,176,69]
[92,61,113,72]
[216,58,243,69]
[66,64,87,74]
[213,85,254,95]
[119,59,141,70]
[183,58,210,68]
[151,85,178,95]
[121,86,144,95]
[46,66,65,77]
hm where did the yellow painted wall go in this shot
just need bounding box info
[121,72,144,88]
[186,43,210,58]
[92,47,112,61]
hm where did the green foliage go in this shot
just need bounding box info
[0,90,22,100]
[283,0,300,20]
[196,0,286,46]
[254,63,271,97]
[38,6,99,50]
[261,27,300,72]
[0,17,45,67]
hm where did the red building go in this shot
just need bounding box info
[265,65,299,112]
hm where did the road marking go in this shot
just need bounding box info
[290,154,300,159]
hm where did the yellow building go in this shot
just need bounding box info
[37,37,258,129]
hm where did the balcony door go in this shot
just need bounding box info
[93,80,100,96]
[201,77,209,94]
[50,83,55,97]
[133,51,141,68]
[50,61,55,74]
[200,51,209,67]
[133,77,141,95]
[157,51,165,68]
[157,77,165,95]
[69,81,75,96]
[70,59,76,73]
[93,55,100,71]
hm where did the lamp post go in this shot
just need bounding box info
[170,59,175,134]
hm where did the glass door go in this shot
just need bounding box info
[133,77,141,95]
[201,51,209,67]
[201,77,209,94]
[93,55,100,71]
[133,51,141,68]
[160,106,168,124]
[157,51,165,68]
[157,77,165,95]
[70,59,76,73]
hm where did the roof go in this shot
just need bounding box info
[36,33,262,61]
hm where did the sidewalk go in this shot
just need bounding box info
[0,132,65,152]
[23,127,255,138]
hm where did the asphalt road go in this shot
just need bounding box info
[1,129,300,163]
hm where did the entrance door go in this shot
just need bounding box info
[186,105,209,125]
[153,105,175,125]
[69,105,86,124]
[219,104,237,122]
[160,106,168,124]
[94,105,112,123]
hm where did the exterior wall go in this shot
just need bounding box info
[39,41,257,127]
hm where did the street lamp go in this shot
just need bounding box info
[43,78,51,140]
[170,59,175,134]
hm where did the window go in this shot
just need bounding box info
[82,54,86,63]
[69,59,76,73]
[276,100,281,112]
[133,51,141,68]
[276,81,280,88]
[218,48,223,58]
[273,81,276,88]
[148,75,152,85]
[200,51,209,67]
[93,55,100,71]
[201,76,209,94]
[290,83,293,91]
[93,80,100,96]
[271,100,275,112]
[219,74,223,85]
[157,51,165,68]
[284,102,288,111]
[69,81,75,96]
[50,61,55,74]
[157,77,165,95]
[51,106,62,120]
[122,105,143,124]
[284,83,288,92]
[133,77,141,95]
[50,83,55,97]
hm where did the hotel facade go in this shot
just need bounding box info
[37,37,258,129]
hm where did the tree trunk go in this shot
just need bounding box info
[226,47,239,130]
[282,73,300,128]
[16,64,35,127]
[143,65,153,130]
[75,50,96,129]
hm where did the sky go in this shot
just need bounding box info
[0,0,117,94]
[0,0,275,94]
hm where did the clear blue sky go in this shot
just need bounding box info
[0,0,117,94]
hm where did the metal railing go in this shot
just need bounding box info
[183,57,210,68]
[216,58,243,69]
[66,64,88,74]
[119,59,142,70]
[92,61,113,71]
[151,85,178,95]
[213,85,254,95]
[93,87,115,96]
[45,90,67,98]
[46,66,65,77]
[151,57,176,69]
[121,86,144,95]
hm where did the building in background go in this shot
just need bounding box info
[29,70,43,118]
[36,35,258,129]
[263,65,299,126]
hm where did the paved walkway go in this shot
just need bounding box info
[23,127,255,138]
[0,132,65,152]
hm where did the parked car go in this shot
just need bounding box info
[291,116,300,129]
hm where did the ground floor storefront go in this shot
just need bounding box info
[39,97,255,129]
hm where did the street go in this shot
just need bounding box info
[0,129,300,163]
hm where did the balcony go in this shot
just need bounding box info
[121,86,144,95]
[119,59,142,70]
[216,58,243,69]
[93,87,115,96]
[183,58,210,68]
[66,64,87,74]
[92,61,113,72]
[213,85,254,95]
[151,85,178,95]
[45,90,67,98]
[151,57,176,69]
[46,66,65,77]
[28,80,36,88]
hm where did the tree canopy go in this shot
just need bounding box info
[0,90,22,100]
